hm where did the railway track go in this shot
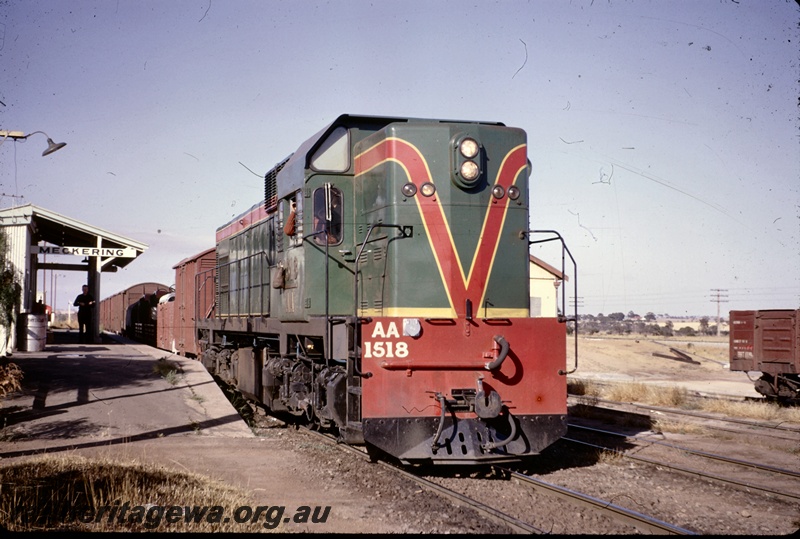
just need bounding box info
[298,427,546,534]
[565,423,800,503]
[569,395,800,442]
[298,426,696,534]
[491,466,695,535]
[232,383,797,533]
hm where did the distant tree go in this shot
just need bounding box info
[0,230,21,333]
[677,326,697,337]
[0,229,22,394]
[645,312,656,322]
[609,312,625,322]
[699,317,710,335]
[627,310,638,320]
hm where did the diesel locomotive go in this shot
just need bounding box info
[97,115,576,464]
[192,114,576,464]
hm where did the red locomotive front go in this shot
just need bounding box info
[352,122,570,463]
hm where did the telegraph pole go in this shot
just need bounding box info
[710,289,729,336]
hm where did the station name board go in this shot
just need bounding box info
[36,245,138,258]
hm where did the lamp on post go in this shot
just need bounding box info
[0,130,67,156]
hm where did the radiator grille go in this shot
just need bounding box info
[264,155,290,211]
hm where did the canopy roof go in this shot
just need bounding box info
[0,204,147,271]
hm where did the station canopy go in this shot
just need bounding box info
[0,204,147,272]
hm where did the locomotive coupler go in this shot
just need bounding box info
[475,378,503,419]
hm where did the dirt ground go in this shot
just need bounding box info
[566,335,762,397]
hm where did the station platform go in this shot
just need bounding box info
[0,330,253,461]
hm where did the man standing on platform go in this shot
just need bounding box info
[73,285,95,343]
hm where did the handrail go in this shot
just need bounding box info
[353,224,410,377]
[303,228,333,365]
[529,230,578,375]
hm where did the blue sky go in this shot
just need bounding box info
[1,0,798,317]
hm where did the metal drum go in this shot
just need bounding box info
[19,313,47,352]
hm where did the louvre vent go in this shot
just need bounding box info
[264,155,291,212]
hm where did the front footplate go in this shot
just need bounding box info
[363,413,567,465]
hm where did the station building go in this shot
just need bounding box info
[0,204,146,351]
[530,254,568,318]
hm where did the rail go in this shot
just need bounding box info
[300,427,546,534]
[493,466,695,535]
[563,429,800,503]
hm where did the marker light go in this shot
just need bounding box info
[507,186,520,200]
[403,318,422,338]
[459,138,480,159]
[402,183,417,197]
[420,182,436,197]
[460,160,480,182]
[492,185,505,199]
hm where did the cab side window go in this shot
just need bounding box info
[312,186,343,245]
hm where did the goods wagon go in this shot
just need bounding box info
[155,247,216,357]
[99,282,169,335]
[730,309,800,402]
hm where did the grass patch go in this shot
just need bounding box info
[0,455,271,532]
[0,361,22,401]
[153,358,182,385]
[603,382,690,408]
[700,399,800,423]
[652,419,707,435]
[213,375,255,427]
[595,448,625,465]
[571,378,800,424]
[568,379,603,398]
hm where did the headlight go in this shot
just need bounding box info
[507,186,520,200]
[459,138,480,159]
[492,185,505,199]
[420,182,436,197]
[401,183,417,197]
[460,160,480,182]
